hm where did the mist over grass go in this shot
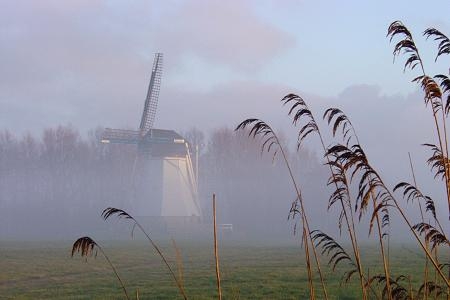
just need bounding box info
[0,125,339,242]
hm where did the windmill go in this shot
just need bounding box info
[100,53,201,218]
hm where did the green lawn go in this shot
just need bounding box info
[0,239,443,299]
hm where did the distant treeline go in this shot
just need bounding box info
[0,125,325,239]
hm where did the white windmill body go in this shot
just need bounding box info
[100,53,201,218]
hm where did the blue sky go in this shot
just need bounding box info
[257,0,449,96]
[152,0,450,96]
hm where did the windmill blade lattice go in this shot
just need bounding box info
[139,53,163,136]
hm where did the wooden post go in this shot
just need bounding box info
[213,194,222,300]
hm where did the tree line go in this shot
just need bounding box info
[0,125,324,239]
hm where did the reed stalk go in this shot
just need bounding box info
[316,121,367,299]
[236,120,330,299]
[278,135,329,299]
[367,170,449,287]
[408,153,429,300]
[282,97,367,298]
[71,237,130,300]
[322,107,391,298]
[388,21,450,219]
[347,123,392,300]
[102,208,188,300]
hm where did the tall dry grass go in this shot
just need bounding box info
[236,20,449,299]
[70,20,449,299]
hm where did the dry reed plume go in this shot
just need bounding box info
[70,20,449,300]
[235,20,449,299]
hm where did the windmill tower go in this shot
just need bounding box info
[100,53,201,218]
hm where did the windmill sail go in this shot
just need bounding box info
[100,128,140,144]
[139,53,163,136]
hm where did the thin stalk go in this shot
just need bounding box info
[337,171,368,300]
[276,137,328,299]
[213,194,222,300]
[430,106,450,219]
[304,227,315,299]
[367,267,382,299]
[394,200,449,287]
[133,219,188,299]
[341,177,378,299]
[446,248,450,300]
[372,197,392,300]
[408,275,414,300]
[315,129,367,299]
[342,127,391,299]
[97,246,131,300]
[367,276,382,300]
[439,103,450,219]
[408,152,429,300]
[433,246,438,300]
[432,214,447,242]
[72,237,130,300]
[370,170,449,287]
[414,40,450,219]
[172,239,185,293]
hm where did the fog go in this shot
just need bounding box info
[2,121,445,245]
[0,125,327,240]
[1,1,449,246]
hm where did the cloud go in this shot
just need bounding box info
[0,0,294,134]
[154,79,450,222]
[152,0,294,72]
[159,81,439,187]
[157,80,293,132]
[0,1,445,211]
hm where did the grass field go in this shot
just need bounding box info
[0,239,440,299]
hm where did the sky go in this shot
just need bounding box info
[1,1,450,189]
[0,0,448,130]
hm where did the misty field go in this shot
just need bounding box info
[0,240,435,299]
[1,7,450,299]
